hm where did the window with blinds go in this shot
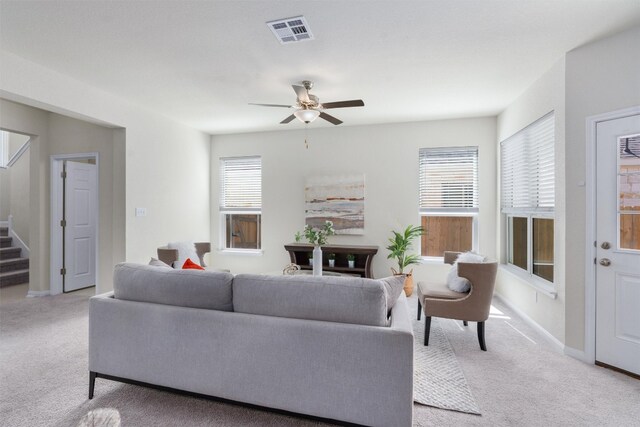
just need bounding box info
[419,147,479,213]
[220,156,262,250]
[419,146,479,258]
[501,112,555,213]
[500,112,555,283]
[220,156,262,211]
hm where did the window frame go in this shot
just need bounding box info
[219,156,262,254]
[419,146,479,261]
[500,111,556,293]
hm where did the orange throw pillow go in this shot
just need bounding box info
[182,258,204,270]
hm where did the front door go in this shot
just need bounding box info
[64,160,97,292]
[595,113,640,376]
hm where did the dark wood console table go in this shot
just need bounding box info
[284,243,379,278]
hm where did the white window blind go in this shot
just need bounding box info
[419,146,479,213]
[220,156,262,211]
[501,112,555,213]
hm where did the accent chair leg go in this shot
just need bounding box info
[477,321,487,351]
[417,300,422,320]
[424,316,432,346]
[463,321,468,326]
[89,371,97,399]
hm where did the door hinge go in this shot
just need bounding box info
[60,219,66,227]
[594,257,597,265]
[60,268,66,276]
[61,171,67,179]
[594,240,597,247]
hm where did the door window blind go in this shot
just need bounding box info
[501,112,555,213]
[419,146,479,213]
[220,156,262,211]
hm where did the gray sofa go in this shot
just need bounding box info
[89,263,414,427]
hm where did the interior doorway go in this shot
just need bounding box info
[588,109,640,378]
[50,153,99,295]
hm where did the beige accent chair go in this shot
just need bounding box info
[157,242,211,268]
[417,251,498,351]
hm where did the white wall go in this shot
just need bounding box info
[47,113,121,294]
[211,117,496,281]
[564,26,640,351]
[0,50,211,293]
[0,99,49,290]
[0,131,31,230]
[496,58,566,343]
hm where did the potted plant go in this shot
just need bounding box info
[386,225,424,296]
[328,253,336,267]
[347,254,355,268]
[295,221,335,276]
[308,252,313,266]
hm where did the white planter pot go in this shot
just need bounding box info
[348,260,355,268]
[328,259,335,268]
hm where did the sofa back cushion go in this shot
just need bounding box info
[233,274,388,326]
[113,263,234,311]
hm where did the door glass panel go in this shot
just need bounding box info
[619,134,640,250]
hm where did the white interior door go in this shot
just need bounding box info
[64,160,97,292]
[595,113,640,376]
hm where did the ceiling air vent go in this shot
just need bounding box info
[267,16,314,44]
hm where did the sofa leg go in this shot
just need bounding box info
[477,321,486,351]
[89,371,97,399]
[417,300,422,320]
[463,320,468,326]
[424,316,432,346]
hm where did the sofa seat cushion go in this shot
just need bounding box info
[113,263,234,311]
[418,281,467,300]
[233,274,389,326]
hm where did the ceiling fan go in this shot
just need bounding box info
[249,80,364,125]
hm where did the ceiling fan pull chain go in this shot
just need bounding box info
[305,123,309,149]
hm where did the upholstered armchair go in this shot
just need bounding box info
[417,251,498,351]
[157,242,211,268]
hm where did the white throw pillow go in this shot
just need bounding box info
[148,257,172,269]
[168,241,200,268]
[446,252,487,293]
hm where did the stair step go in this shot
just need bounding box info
[0,257,29,273]
[0,269,29,287]
[0,227,7,237]
[0,236,12,248]
[0,247,21,260]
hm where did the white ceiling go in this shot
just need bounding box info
[1,1,639,135]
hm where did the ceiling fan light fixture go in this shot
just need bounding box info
[294,109,320,123]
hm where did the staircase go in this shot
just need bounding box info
[0,227,29,287]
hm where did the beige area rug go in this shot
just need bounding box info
[413,316,482,415]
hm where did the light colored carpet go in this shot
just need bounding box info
[413,317,481,415]
[1,288,640,426]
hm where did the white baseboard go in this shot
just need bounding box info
[9,228,30,258]
[564,345,592,364]
[494,292,565,353]
[27,290,51,297]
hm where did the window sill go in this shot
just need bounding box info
[218,249,263,256]
[500,264,557,299]
[420,256,444,264]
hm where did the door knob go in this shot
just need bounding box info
[600,242,611,250]
[599,258,611,266]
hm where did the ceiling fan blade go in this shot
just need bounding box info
[321,100,365,109]
[319,112,343,125]
[249,103,292,108]
[280,114,296,124]
[292,85,310,103]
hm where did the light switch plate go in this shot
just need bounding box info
[135,207,147,217]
